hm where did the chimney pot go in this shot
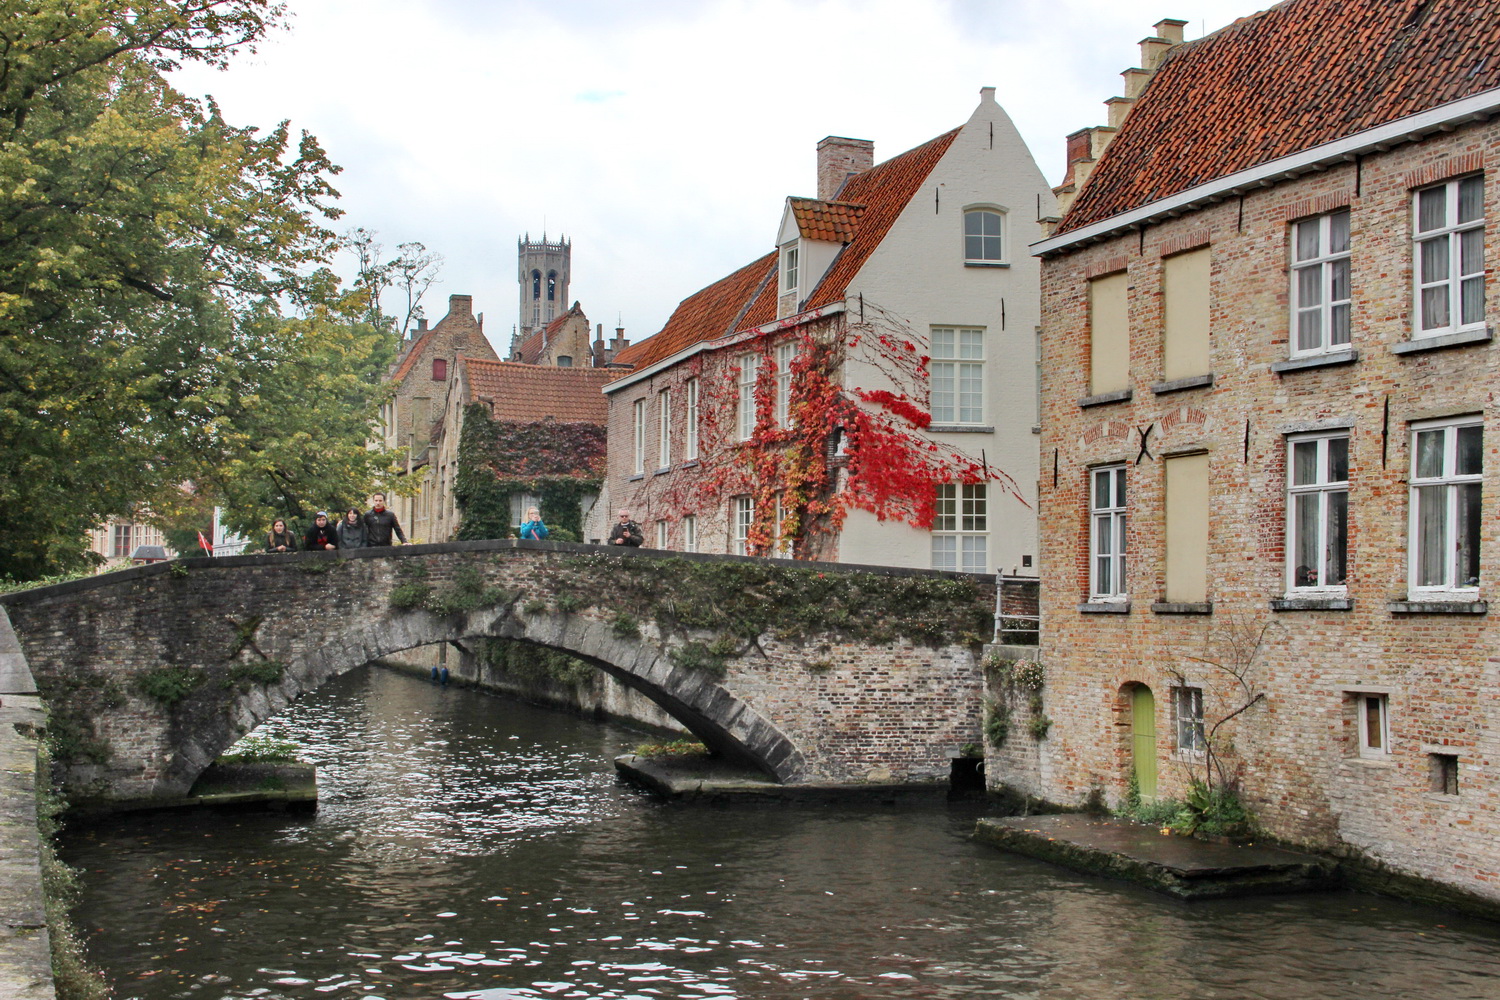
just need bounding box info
[816,136,874,201]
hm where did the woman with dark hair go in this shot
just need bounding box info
[337,508,367,549]
[265,518,297,553]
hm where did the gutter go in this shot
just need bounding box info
[1032,86,1500,258]
[602,302,847,394]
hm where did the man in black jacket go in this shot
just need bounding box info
[365,493,406,546]
[608,509,643,547]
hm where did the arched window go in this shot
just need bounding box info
[964,208,1005,263]
[532,270,542,299]
[547,270,557,301]
[556,355,573,367]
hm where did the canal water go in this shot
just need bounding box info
[62,666,1500,1000]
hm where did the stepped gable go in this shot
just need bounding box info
[460,357,613,424]
[513,301,586,364]
[1060,0,1500,234]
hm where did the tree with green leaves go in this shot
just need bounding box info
[0,2,406,580]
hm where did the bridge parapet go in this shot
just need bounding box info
[1,541,995,805]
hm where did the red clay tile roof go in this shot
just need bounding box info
[609,253,776,375]
[790,198,866,243]
[611,129,959,379]
[460,357,613,424]
[805,129,958,309]
[1060,0,1500,234]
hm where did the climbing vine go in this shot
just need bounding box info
[454,402,605,541]
[621,301,1021,557]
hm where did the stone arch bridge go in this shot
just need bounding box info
[0,541,1000,806]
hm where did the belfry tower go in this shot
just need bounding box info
[517,233,571,344]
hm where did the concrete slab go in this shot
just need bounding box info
[974,814,1337,899]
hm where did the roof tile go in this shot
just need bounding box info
[460,357,614,424]
[1061,0,1500,233]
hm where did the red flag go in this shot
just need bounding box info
[197,530,213,555]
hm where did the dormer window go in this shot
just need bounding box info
[964,208,1005,264]
[781,244,799,295]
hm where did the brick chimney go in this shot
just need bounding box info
[1048,18,1185,227]
[817,136,874,201]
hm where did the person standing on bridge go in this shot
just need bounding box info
[265,518,297,553]
[608,509,643,547]
[304,511,339,551]
[364,493,406,546]
[337,507,367,549]
[518,506,549,541]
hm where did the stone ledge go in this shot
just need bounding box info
[1271,349,1359,373]
[963,260,1011,268]
[1387,600,1488,615]
[1271,596,1354,611]
[1151,601,1213,614]
[928,424,995,434]
[1150,373,1214,395]
[1390,327,1492,355]
[1079,388,1133,409]
[1078,601,1130,614]
[614,755,948,805]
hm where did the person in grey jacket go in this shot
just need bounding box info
[364,493,406,546]
[336,508,367,549]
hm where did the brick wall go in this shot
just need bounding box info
[1029,119,1500,902]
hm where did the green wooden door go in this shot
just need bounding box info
[1131,686,1158,801]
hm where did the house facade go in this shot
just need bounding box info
[603,88,1053,571]
[380,294,500,542]
[1029,0,1500,905]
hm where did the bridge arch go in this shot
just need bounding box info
[1,541,995,805]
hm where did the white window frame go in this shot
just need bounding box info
[508,493,542,530]
[655,519,668,549]
[963,207,1005,263]
[682,515,697,553]
[657,387,672,469]
[1090,465,1127,600]
[773,495,792,558]
[1290,209,1352,357]
[1357,693,1390,760]
[931,483,988,573]
[1409,417,1483,595]
[632,398,646,474]
[1173,686,1206,754]
[736,355,759,441]
[782,244,799,296]
[1285,432,1349,593]
[731,496,753,556]
[684,378,700,460]
[1413,175,1485,339]
[931,327,984,425]
[775,342,795,427]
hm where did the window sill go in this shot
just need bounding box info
[1078,600,1130,614]
[627,473,645,482]
[1150,374,1214,395]
[1079,388,1132,409]
[653,467,672,476]
[1151,601,1212,615]
[1271,596,1353,611]
[679,459,700,469]
[1342,755,1396,769]
[964,260,1010,269]
[1271,349,1359,374]
[1388,599,1487,615]
[1391,327,1493,355]
[928,424,994,434]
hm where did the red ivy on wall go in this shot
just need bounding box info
[628,301,1020,558]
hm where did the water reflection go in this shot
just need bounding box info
[63,666,1500,999]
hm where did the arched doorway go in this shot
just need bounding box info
[1131,684,1158,801]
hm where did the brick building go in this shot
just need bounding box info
[602,88,1053,569]
[1027,0,1500,904]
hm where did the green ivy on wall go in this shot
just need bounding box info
[453,403,605,541]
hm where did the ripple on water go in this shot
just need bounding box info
[60,666,1500,1000]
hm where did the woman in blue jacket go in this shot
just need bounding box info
[518,506,549,540]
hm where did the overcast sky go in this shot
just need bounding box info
[172,0,1257,354]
